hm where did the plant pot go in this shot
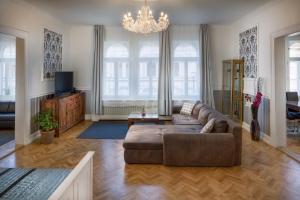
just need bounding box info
[40,130,55,144]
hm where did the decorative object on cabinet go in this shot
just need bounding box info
[221,59,244,122]
[43,28,62,80]
[239,26,258,78]
[41,92,85,137]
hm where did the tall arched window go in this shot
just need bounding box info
[138,43,159,99]
[0,33,16,101]
[172,42,199,100]
[103,43,129,98]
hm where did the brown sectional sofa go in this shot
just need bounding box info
[123,102,242,167]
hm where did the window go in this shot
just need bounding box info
[102,26,199,101]
[138,43,159,98]
[172,42,200,100]
[103,30,159,100]
[287,40,300,93]
[103,43,129,99]
[0,34,16,101]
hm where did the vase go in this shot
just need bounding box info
[250,105,260,141]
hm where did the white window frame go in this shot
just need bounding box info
[138,43,159,100]
[103,42,130,100]
[172,42,200,100]
[287,39,300,93]
[0,40,16,101]
[103,41,159,101]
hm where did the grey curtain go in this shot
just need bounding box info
[199,24,215,108]
[158,27,173,116]
[91,25,104,117]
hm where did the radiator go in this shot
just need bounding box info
[103,101,158,115]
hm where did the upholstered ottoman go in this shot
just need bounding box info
[123,125,164,164]
[123,125,203,164]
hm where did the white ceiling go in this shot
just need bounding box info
[24,0,273,25]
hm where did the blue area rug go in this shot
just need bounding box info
[77,121,128,139]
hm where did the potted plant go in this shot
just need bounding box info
[34,109,58,144]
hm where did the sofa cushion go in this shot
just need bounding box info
[123,125,203,150]
[124,125,163,150]
[198,108,211,125]
[192,103,204,118]
[7,102,15,113]
[0,113,15,121]
[163,125,203,133]
[180,102,195,115]
[206,111,229,133]
[172,114,201,125]
[212,119,228,133]
[0,102,9,113]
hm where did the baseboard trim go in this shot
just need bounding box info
[28,130,40,144]
[242,122,271,145]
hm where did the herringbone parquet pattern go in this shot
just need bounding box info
[0,121,300,200]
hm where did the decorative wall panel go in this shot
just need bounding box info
[239,26,258,78]
[43,28,62,80]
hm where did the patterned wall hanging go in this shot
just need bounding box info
[239,26,258,78]
[43,28,62,80]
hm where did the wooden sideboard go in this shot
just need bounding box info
[41,92,85,137]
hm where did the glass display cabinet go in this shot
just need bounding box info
[221,59,244,122]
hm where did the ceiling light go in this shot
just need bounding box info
[122,0,169,34]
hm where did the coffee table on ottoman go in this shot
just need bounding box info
[127,113,160,128]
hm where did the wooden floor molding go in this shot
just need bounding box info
[278,147,300,163]
[0,121,300,200]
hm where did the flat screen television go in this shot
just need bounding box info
[55,72,73,94]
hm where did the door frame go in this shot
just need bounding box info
[270,24,300,147]
[0,25,30,145]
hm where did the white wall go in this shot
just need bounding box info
[0,0,70,144]
[231,0,300,98]
[67,26,94,114]
[210,25,234,90]
[229,0,300,146]
[67,26,94,91]
[0,0,71,98]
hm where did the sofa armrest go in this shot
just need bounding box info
[163,132,236,166]
[231,126,242,165]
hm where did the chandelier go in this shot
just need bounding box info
[122,0,169,34]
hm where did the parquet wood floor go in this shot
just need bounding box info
[0,121,300,200]
[287,135,300,154]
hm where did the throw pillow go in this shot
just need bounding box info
[200,118,216,134]
[180,102,195,115]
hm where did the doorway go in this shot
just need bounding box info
[285,33,300,156]
[0,25,29,159]
[271,24,300,160]
[0,33,16,148]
